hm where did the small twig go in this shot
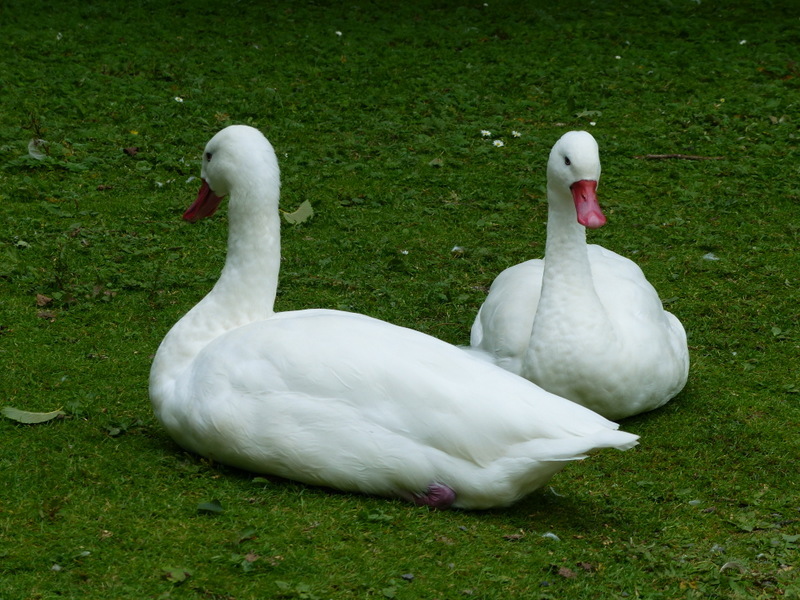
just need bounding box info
[634,153,725,161]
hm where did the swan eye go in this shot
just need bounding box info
[564,157,571,166]
[205,152,213,162]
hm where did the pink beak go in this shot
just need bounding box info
[570,180,606,229]
[183,179,224,223]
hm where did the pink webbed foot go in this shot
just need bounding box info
[404,483,456,509]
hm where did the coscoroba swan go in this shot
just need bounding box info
[149,125,638,509]
[470,131,689,420]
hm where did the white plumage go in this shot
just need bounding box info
[150,125,638,509]
[470,131,689,420]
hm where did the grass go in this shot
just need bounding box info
[1,0,798,598]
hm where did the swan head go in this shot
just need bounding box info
[183,125,279,223]
[547,131,606,229]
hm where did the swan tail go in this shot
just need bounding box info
[514,428,639,462]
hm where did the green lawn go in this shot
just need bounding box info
[1,1,798,598]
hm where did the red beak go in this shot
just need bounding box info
[570,180,606,229]
[183,179,224,223]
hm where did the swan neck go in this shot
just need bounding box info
[534,184,610,330]
[542,184,592,281]
[217,181,281,316]
[150,176,281,409]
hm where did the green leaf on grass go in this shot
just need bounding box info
[197,499,224,515]
[2,406,65,424]
[361,509,394,523]
[163,567,191,584]
[236,526,258,543]
[282,200,314,225]
[428,157,444,168]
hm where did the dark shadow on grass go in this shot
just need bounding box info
[144,425,637,533]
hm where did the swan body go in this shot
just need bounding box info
[150,125,638,509]
[470,131,689,420]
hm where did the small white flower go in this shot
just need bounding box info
[739,39,746,45]
[335,31,343,37]
[400,250,409,255]
[481,130,491,137]
[615,55,622,59]
[174,96,184,103]
[493,139,504,147]
[56,32,63,41]
[589,121,597,126]
[511,130,521,137]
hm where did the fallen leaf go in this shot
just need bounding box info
[123,147,139,157]
[96,184,114,191]
[163,567,191,584]
[436,535,455,545]
[37,310,57,320]
[558,566,577,578]
[236,526,258,543]
[282,200,314,225]
[720,561,747,574]
[28,138,47,160]
[197,499,224,515]
[362,509,393,523]
[2,406,65,424]
[36,294,53,307]
[577,561,595,572]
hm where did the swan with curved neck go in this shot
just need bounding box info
[150,125,638,509]
[470,131,689,420]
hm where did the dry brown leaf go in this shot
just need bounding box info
[558,567,577,578]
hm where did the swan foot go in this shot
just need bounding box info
[403,483,456,509]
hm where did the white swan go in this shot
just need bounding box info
[149,125,638,509]
[470,131,689,421]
